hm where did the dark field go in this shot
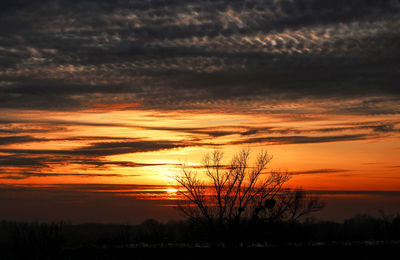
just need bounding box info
[1,213,399,259]
[1,245,400,260]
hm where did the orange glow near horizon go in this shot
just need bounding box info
[1,107,399,194]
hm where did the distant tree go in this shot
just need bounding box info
[173,149,325,245]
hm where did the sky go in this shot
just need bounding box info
[0,0,400,224]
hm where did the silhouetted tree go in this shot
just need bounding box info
[265,188,325,224]
[173,149,325,245]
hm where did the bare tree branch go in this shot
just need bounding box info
[173,148,325,244]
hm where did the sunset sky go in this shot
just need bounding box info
[1,0,399,224]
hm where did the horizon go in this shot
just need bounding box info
[0,0,399,224]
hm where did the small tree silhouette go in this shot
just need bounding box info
[173,149,324,245]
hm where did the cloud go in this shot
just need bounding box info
[0,0,399,113]
[0,154,48,168]
[0,183,180,224]
[308,190,400,198]
[289,168,350,175]
[127,121,400,138]
[0,172,141,180]
[230,134,369,145]
[0,182,399,224]
[0,0,399,185]
[0,153,176,168]
[0,135,48,145]
[136,125,261,137]
[0,183,180,200]
[70,140,192,156]
[0,150,180,180]
[0,139,191,155]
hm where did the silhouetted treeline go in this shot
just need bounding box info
[1,213,399,259]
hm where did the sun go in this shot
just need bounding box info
[165,188,178,193]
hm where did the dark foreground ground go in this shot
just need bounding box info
[1,214,399,259]
[2,245,400,260]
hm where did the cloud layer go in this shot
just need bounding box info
[0,0,399,183]
[1,1,399,223]
[0,0,399,113]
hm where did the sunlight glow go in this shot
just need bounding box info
[165,188,178,193]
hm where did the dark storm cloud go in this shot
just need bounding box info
[0,0,399,112]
